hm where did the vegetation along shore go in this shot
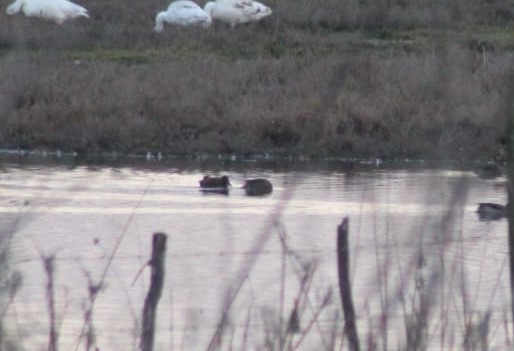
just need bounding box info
[0,0,513,161]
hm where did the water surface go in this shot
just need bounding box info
[0,158,509,350]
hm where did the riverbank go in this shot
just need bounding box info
[1,0,513,162]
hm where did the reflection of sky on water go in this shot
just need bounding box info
[0,162,509,350]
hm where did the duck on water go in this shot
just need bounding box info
[476,203,507,221]
[199,175,273,196]
[242,178,273,196]
[199,175,231,194]
[474,163,503,179]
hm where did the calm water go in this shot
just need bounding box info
[0,158,509,350]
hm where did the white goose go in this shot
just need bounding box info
[203,0,271,28]
[6,0,89,24]
[154,0,212,32]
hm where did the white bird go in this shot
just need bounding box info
[203,0,271,29]
[6,0,89,24]
[154,0,212,32]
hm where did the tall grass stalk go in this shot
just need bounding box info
[507,70,514,342]
[42,254,58,351]
[206,185,296,350]
[70,180,153,350]
[81,270,101,351]
[0,201,24,351]
[277,222,288,349]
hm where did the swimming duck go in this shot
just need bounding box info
[199,175,231,194]
[154,0,212,32]
[203,0,271,29]
[6,0,89,24]
[242,178,272,196]
[476,203,506,221]
[474,163,503,179]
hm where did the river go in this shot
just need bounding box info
[0,156,509,350]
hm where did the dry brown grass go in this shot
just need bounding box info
[0,46,510,160]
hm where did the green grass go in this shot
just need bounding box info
[469,25,514,49]
[63,25,514,65]
[68,48,160,64]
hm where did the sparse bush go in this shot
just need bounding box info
[0,43,508,160]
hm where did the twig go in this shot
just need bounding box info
[73,180,153,351]
[291,289,332,350]
[206,183,296,350]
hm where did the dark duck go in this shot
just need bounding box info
[199,175,231,194]
[242,178,273,196]
[476,202,506,221]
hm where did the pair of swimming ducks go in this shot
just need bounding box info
[199,175,272,196]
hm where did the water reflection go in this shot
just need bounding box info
[0,158,509,350]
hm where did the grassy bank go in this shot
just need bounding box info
[0,0,513,161]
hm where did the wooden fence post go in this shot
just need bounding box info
[140,232,167,351]
[337,217,360,351]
